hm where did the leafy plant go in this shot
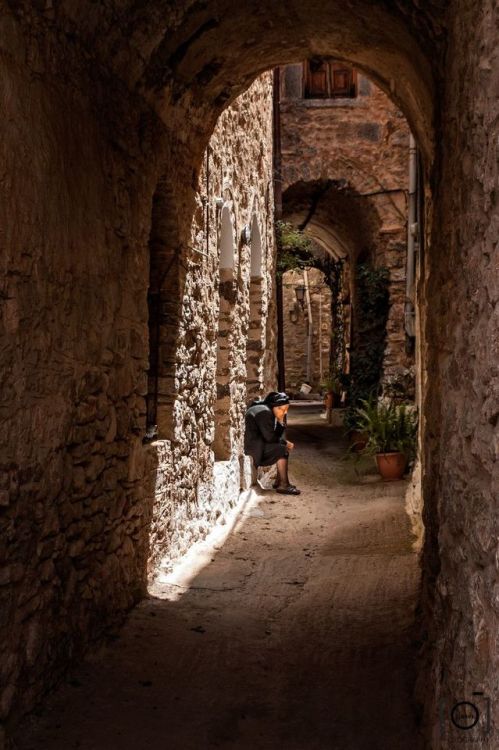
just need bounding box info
[343,391,376,434]
[276,221,315,277]
[321,369,342,394]
[343,407,360,433]
[354,398,418,460]
[278,221,314,252]
[314,256,346,375]
[345,261,390,410]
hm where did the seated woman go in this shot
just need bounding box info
[244,391,301,495]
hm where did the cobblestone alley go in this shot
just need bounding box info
[16,406,423,750]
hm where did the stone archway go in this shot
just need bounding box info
[283,178,414,392]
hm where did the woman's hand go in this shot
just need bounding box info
[286,440,295,451]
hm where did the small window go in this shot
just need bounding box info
[303,59,357,99]
[305,59,329,98]
[330,64,356,97]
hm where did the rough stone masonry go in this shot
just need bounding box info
[146,73,276,578]
[0,13,275,736]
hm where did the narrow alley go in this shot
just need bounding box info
[15,406,422,750]
[2,3,498,748]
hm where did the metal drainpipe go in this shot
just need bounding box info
[273,67,286,391]
[303,268,313,384]
[318,287,323,383]
[405,134,417,338]
[206,145,210,257]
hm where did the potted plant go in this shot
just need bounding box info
[354,398,418,480]
[343,390,376,452]
[343,406,369,452]
[321,370,342,409]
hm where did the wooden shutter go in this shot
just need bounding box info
[304,59,357,99]
[329,64,357,97]
[305,59,329,98]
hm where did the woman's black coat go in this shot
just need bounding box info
[244,403,288,468]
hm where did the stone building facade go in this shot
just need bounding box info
[279,64,414,392]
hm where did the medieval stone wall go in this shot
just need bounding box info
[0,10,274,732]
[0,20,167,732]
[280,69,409,194]
[280,68,413,388]
[418,0,499,744]
[147,73,276,577]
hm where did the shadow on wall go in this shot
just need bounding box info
[214,203,237,461]
[145,177,182,439]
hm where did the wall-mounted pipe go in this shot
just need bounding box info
[303,268,313,383]
[273,67,286,391]
[405,134,417,338]
[318,288,323,383]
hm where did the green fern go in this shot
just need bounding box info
[354,398,418,460]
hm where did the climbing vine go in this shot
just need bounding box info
[275,221,314,277]
[314,255,345,375]
[344,262,390,429]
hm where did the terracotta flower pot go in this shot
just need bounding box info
[324,392,334,408]
[375,452,407,481]
[350,430,368,452]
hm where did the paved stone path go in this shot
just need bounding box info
[16,407,423,749]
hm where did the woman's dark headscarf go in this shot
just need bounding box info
[263,391,289,407]
[248,391,290,409]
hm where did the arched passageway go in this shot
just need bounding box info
[2,3,498,748]
[279,64,414,397]
[282,177,415,397]
[283,179,379,261]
